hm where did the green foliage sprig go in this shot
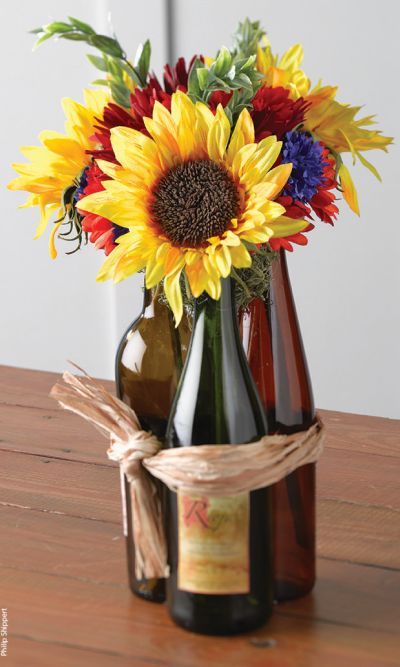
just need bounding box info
[187,49,263,124]
[232,18,266,59]
[30,17,151,107]
[233,245,278,310]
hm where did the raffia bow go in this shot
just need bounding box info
[50,367,325,579]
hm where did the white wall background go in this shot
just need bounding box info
[1,0,399,418]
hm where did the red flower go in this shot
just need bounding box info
[270,147,339,251]
[251,86,309,142]
[209,90,232,109]
[309,148,339,225]
[78,162,126,256]
[269,196,314,251]
[162,56,201,94]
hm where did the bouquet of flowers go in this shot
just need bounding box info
[8,17,391,322]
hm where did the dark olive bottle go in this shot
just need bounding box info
[241,249,316,601]
[115,285,190,602]
[166,278,273,635]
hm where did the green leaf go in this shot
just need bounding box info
[110,81,131,108]
[107,58,123,77]
[225,64,236,81]
[59,32,88,42]
[235,72,253,91]
[213,46,232,77]
[87,53,108,72]
[197,68,209,90]
[135,39,151,83]
[43,21,72,33]
[91,79,110,86]
[33,32,54,49]
[89,35,124,59]
[68,16,95,34]
[187,57,203,96]
[223,106,233,124]
[118,59,139,83]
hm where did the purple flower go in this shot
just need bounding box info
[281,131,327,203]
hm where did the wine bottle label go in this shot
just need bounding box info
[177,492,250,594]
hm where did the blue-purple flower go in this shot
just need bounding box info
[281,131,327,203]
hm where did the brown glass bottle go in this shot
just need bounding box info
[115,286,190,602]
[241,249,316,601]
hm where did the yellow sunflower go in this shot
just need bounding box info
[256,40,310,100]
[8,88,110,257]
[78,91,307,323]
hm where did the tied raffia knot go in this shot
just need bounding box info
[51,366,325,580]
[108,431,161,482]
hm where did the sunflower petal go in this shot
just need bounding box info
[164,268,184,325]
[207,105,231,162]
[268,216,310,238]
[226,108,255,164]
[339,164,360,216]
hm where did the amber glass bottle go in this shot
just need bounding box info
[241,249,316,601]
[166,278,273,635]
[115,285,190,602]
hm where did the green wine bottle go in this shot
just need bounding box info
[165,278,273,635]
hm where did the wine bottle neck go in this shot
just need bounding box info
[193,278,237,336]
[143,285,164,318]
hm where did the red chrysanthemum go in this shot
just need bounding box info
[269,196,314,251]
[209,90,233,109]
[309,147,339,225]
[162,55,201,94]
[78,162,126,256]
[251,86,309,142]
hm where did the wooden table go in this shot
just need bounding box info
[1,365,399,667]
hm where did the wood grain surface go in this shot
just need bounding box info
[0,365,399,667]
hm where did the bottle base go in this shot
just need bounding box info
[169,606,272,636]
[274,577,315,602]
[129,579,166,604]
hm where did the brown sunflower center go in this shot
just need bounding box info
[151,159,240,247]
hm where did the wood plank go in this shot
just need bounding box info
[281,557,400,635]
[0,365,114,410]
[0,505,125,587]
[0,450,119,524]
[318,447,400,510]
[0,403,113,466]
[2,567,399,667]
[318,499,400,569]
[1,503,399,636]
[7,636,151,667]
[319,409,400,459]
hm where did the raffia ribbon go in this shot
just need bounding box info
[50,367,325,579]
